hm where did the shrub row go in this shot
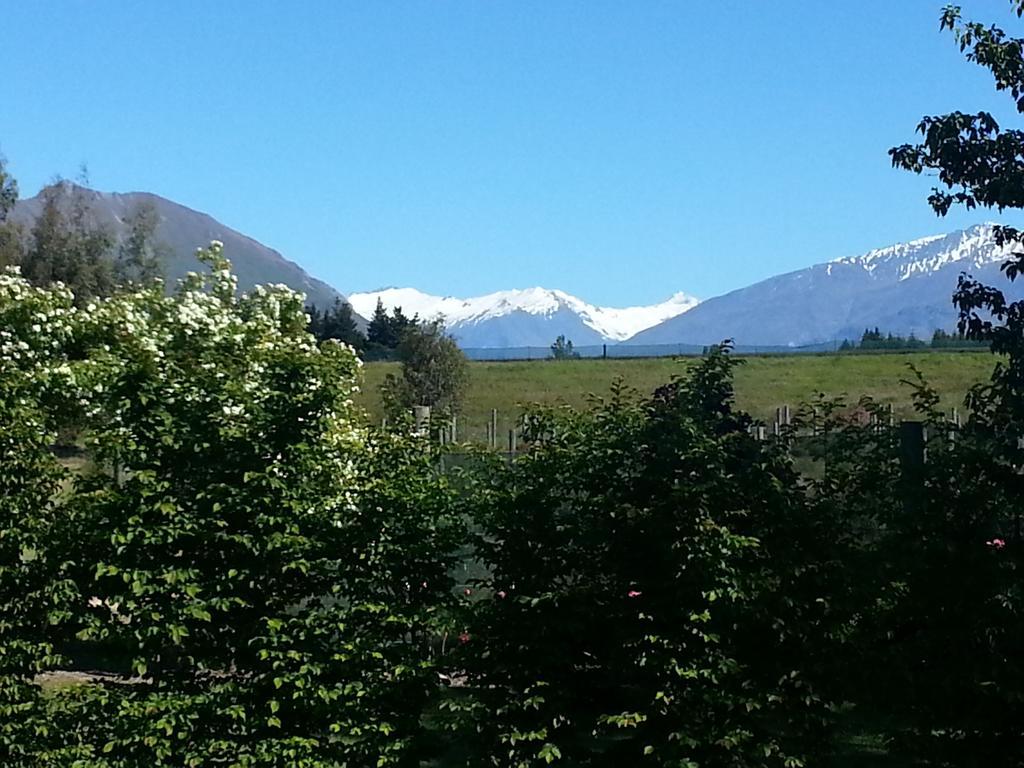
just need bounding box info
[2,249,1022,766]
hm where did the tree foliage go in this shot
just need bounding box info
[445,350,822,767]
[365,298,417,357]
[381,319,469,417]
[0,246,464,766]
[549,335,580,359]
[307,297,366,351]
[876,4,1024,758]
[115,201,166,286]
[0,155,16,220]
[20,182,119,302]
[0,162,165,298]
[0,155,23,269]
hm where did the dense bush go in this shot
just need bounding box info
[0,272,78,765]
[3,248,1024,767]
[785,382,1024,765]
[445,352,824,767]
[0,247,464,766]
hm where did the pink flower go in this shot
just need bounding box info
[421,581,428,589]
[496,591,507,599]
[987,538,1007,550]
[463,588,472,596]
[458,631,471,644]
[627,590,642,598]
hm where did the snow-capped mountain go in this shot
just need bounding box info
[626,223,1024,347]
[348,287,699,348]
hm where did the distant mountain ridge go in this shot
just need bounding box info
[626,224,1024,347]
[11,184,350,312]
[347,287,700,348]
[12,186,1016,351]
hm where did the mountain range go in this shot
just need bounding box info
[625,223,1023,348]
[11,185,1022,351]
[353,224,1024,349]
[347,287,700,348]
[11,184,347,311]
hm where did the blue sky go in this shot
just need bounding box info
[4,1,1024,305]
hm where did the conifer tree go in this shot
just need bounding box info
[389,305,416,344]
[322,297,366,350]
[366,297,393,347]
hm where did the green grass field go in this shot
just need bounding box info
[355,350,997,443]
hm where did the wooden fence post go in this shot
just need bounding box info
[508,429,517,456]
[491,409,498,450]
[413,405,431,437]
[899,420,926,515]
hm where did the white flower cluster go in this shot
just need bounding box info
[1,244,367,497]
[0,267,79,395]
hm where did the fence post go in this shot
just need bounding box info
[413,405,431,437]
[508,428,517,456]
[899,420,926,515]
[491,409,498,450]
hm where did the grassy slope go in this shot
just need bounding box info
[356,350,996,442]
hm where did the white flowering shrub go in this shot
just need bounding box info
[0,268,81,765]
[0,244,464,766]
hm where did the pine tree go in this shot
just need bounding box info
[367,298,394,347]
[389,306,416,344]
[322,298,366,350]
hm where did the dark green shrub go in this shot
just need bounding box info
[446,349,822,767]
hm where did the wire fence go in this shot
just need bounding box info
[460,341,986,361]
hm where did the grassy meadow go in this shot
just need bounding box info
[355,350,997,442]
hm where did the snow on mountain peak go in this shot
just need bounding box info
[347,286,700,344]
[830,223,1011,280]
